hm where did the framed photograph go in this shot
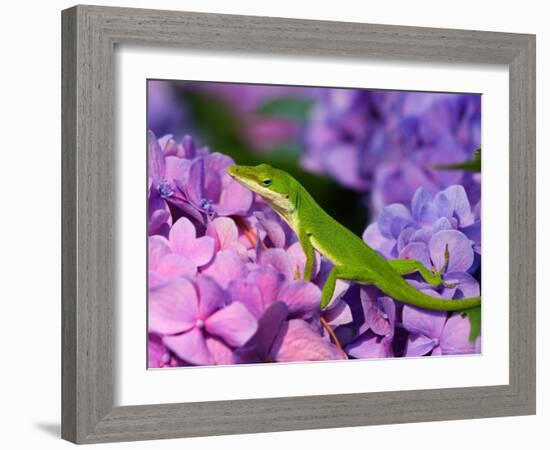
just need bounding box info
[62,5,536,444]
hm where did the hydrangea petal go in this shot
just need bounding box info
[214,178,253,216]
[410,217,453,244]
[252,302,289,357]
[205,336,234,365]
[442,271,480,299]
[207,217,239,252]
[398,241,431,270]
[248,266,284,308]
[157,134,173,152]
[429,229,474,273]
[463,220,481,253]
[397,226,416,253]
[163,327,212,366]
[185,158,205,206]
[155,254,197,280]
[196,275,226,319]
[411,187,436,224]
[366,297,396,337]
[168,217,197,254]
[204,169,222,204]
[148,209,170,236]
[148,235,171,270]
[164,156,190,184]
[272,320,341,362]
[277,280,321,318]
[148,333,171,368]
[205,152,235,173]
[255,209,287,248]
[404,332,437,357]
[402,304,446,339]
[228,278,264,319]
[185,236,215,267]
[206,301,258,347]
[180,135,196,158]
[377,204,415,240]
[148,278,198,335]
[234,302,289,363]
[287,242,321,280]
[323,299,353,329]
[147,131,165,183]
[203,250,247,290]
[362,223,397,258]
[346,331,393,359]
[435,185,473,226]
[440,314,475,355]
[259,248,294,279]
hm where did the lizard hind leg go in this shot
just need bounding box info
[320,266,375,309]
[320,267,339,309]
[388,259,445,288]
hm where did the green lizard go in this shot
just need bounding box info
[227,163,481,312]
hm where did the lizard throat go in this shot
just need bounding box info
[270,201,295,226]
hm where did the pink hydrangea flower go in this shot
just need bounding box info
[149,275,258,366]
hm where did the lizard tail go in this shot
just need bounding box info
[384,279,481,312]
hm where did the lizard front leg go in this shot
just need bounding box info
[298,230,315,281]
[320,267,339,308]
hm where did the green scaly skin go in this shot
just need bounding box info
[227,164,481,312]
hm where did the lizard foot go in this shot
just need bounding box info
[431,243,454,288]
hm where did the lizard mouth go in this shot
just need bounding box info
[227,166,250,185]
[226,166,239,179]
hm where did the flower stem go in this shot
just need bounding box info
[234,216,267,250]
[320,316,346,359]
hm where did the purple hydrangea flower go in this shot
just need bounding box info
[202,249,249,290]
[148,131,193,235]
[402,301,475,356]
[363,185,480,318]
[149,275,258,366]
[364,185,480,262]
[164,217,215,265]
[227,265,321,320]
[148,123,481,366]
[253,207,294,249]
[344,287,396,359]
[148,131,254,228]
[148,217,215,289]
[206,217,249,258]
[235,302,343,363]
[148,333,182,368]
[182,152,253,222]
[273,319,343,362]
[148,235,197,289]
[302,90,481,211]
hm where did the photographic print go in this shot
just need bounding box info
[147,80,482,368]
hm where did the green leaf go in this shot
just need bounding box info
[431,148,481,173]
[463,306,481,342]
[256,97,315,121]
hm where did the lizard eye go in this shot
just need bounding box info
[262,179,272,187]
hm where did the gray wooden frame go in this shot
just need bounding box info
[62,4,536,444]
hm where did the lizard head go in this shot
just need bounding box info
[227,163,296,219]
